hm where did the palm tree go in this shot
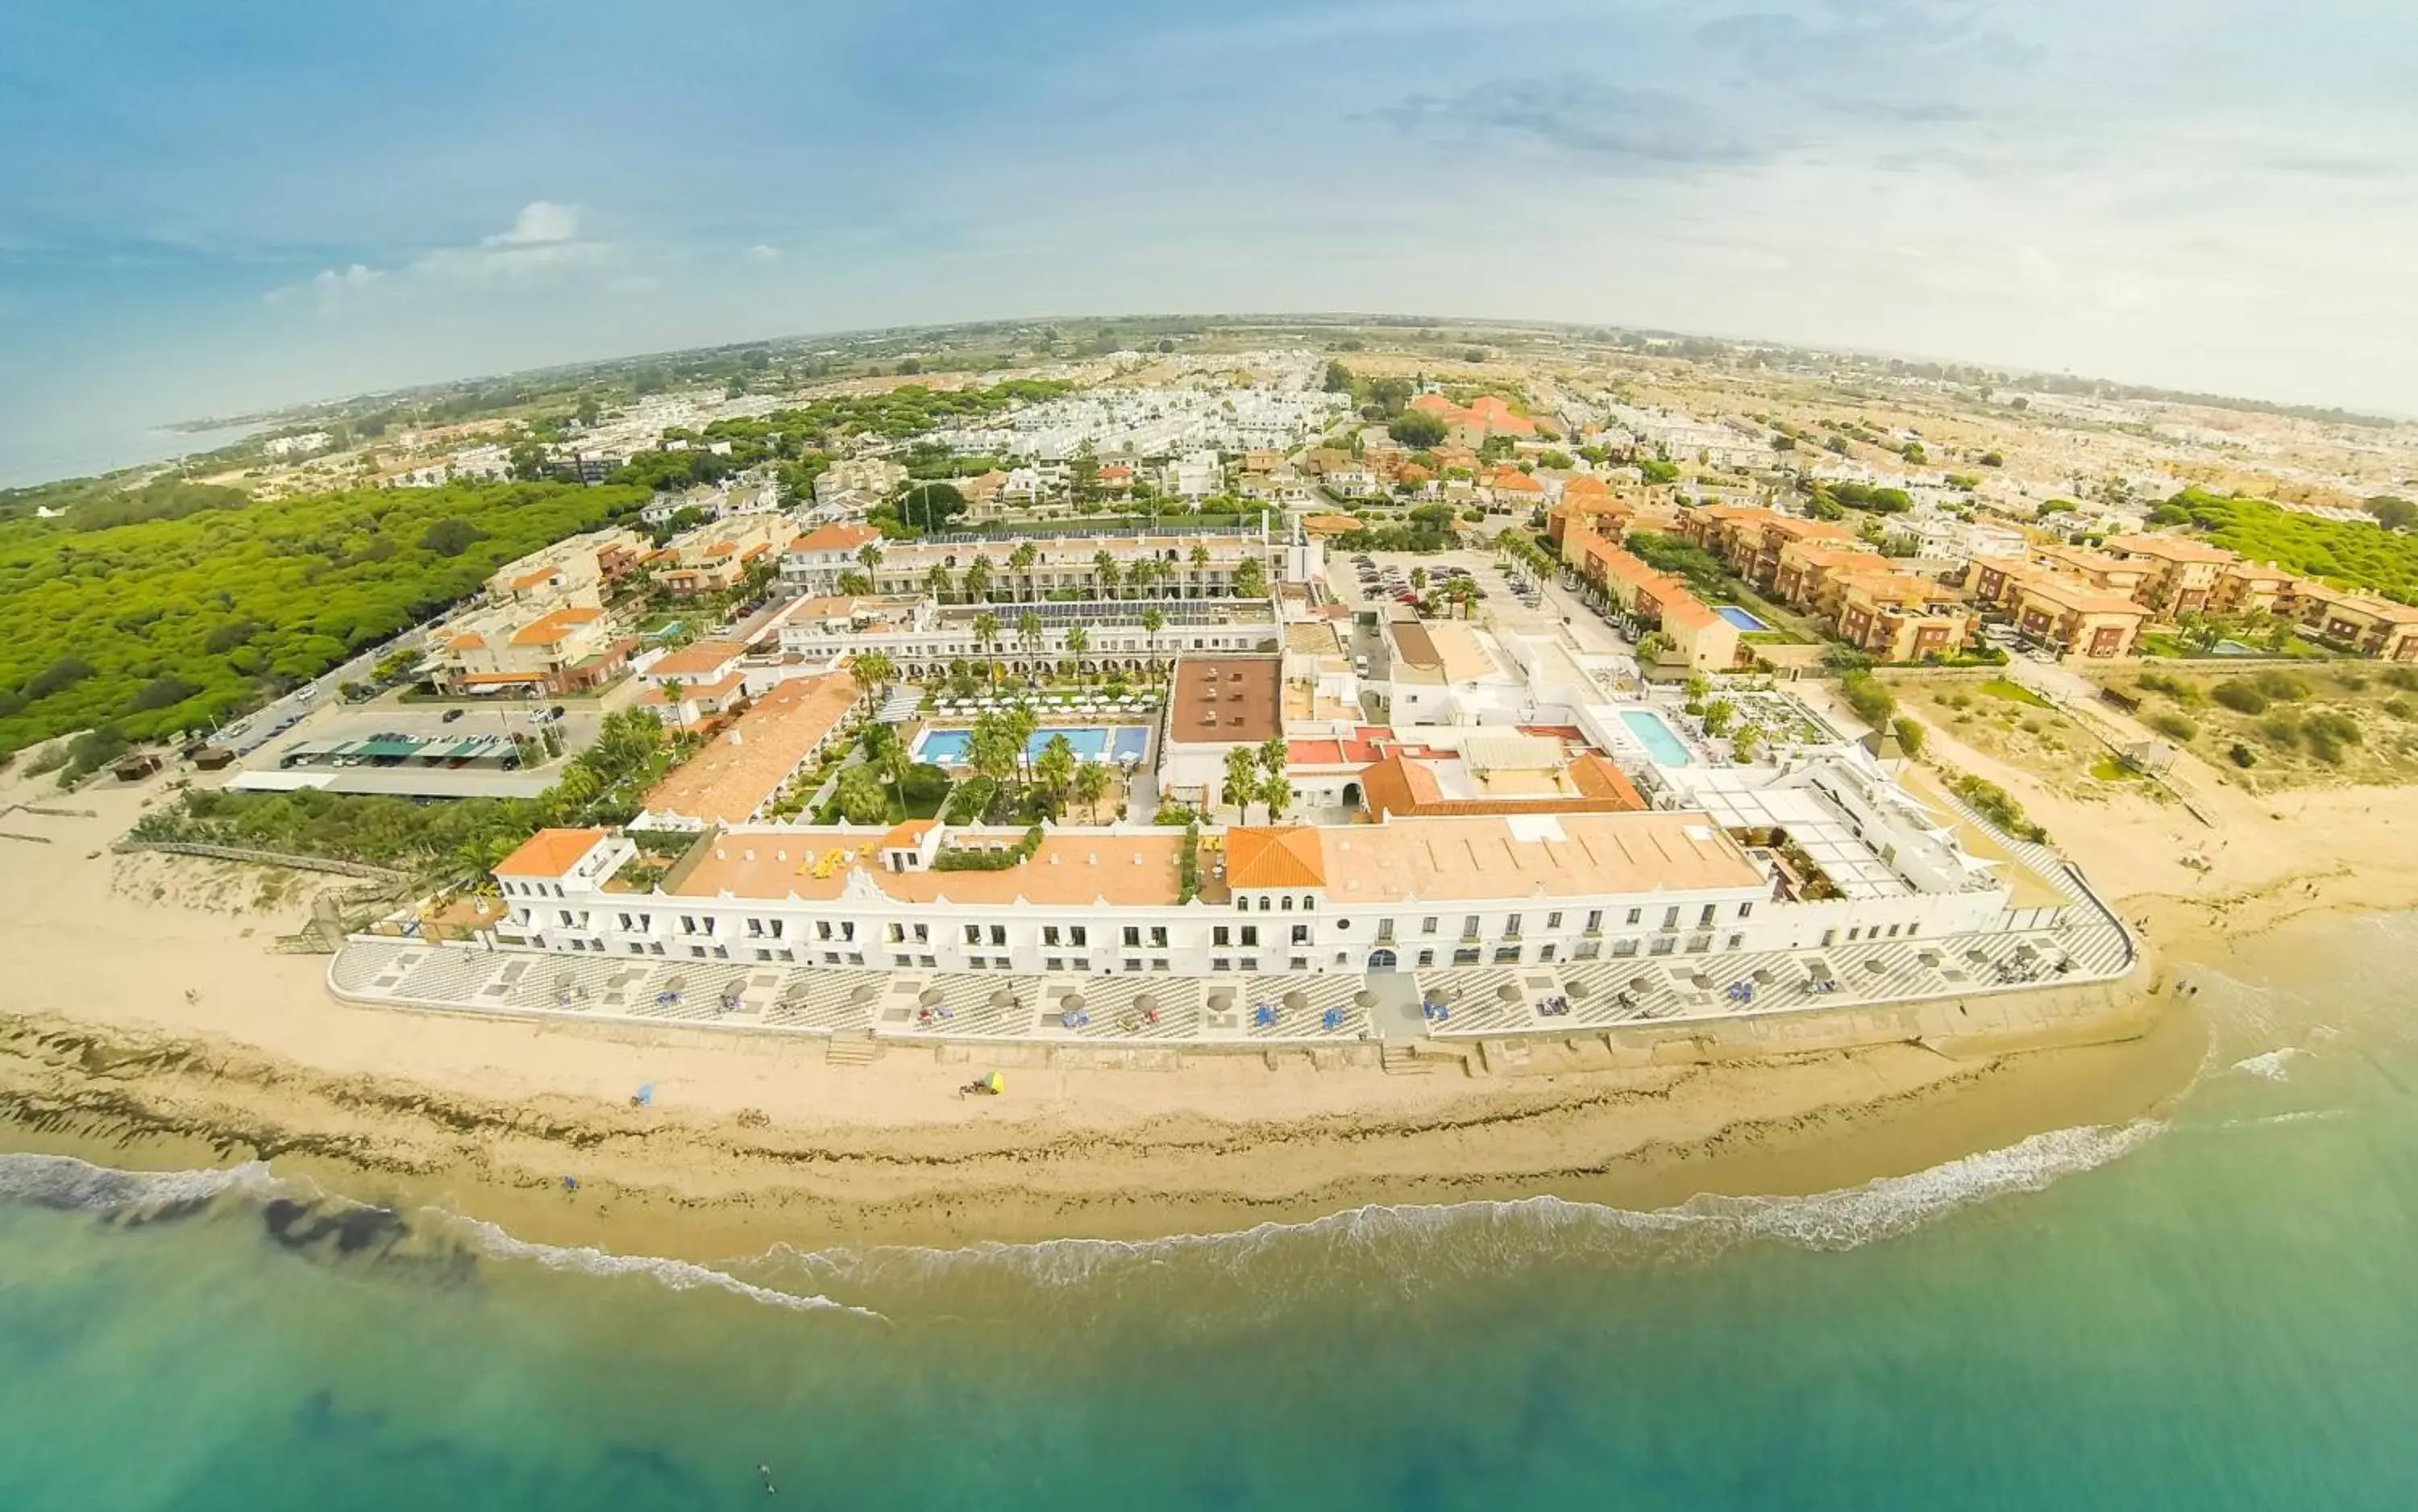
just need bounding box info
[973,611,1000,685]
[856,542,884,579]
[1140,607,1166,674]
[1261,773,1294,824]
[1074,759,1111,823]
[1223,745,1261,821]
[1016,609,1044,667]
[1188,541,1210,599]
[1065,624,1090,678]
[1033,734,1078,818]
[1257,736,1289,788]
[963,555,993,603]
[1008,541,1039,600]
[1093,549,1122,600]
[924,562,953,603]
[849,650,896,701]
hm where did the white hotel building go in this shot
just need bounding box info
[490,789,2033,981]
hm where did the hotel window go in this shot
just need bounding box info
[887,923,906,944]
[1421,916,1439,935]
[1545,912,1563,931]
[1697,904,1717,928]
[914,924,929,944]
[629,943,646,955]
[1493,945,1521,965]
[559,910,575,927]
[768,920,783,939]
[1461,915,1481,940]
[1213,957,1231,973]
[1150,926,1167,949]
[1045,926,1062,947]
[990,925,1006,946]
[1539,943,1557,963]
[1073,958,1089,972]
[1070,926,1086,948]
[1046,957,1064,973]
[1453,947,1481,966]
[747,918,765,937]
[1300,897,1314,912]
[1377,919,1394,943]
[1504,913,1523,938]
[1738,902,1753,920]
[1214,925,1232,948]
[1124,926,1141,949]
[617,913,634,931]
[1612,938,1639,958]
[1290,957,1308,971]
[894,954,913,969]
[1585,910,1602,933]
[1905,924,1917,937]
[1573,941,1600,960]
[1687,934,1712,953]
[1240,957,1258,972]
[840,922,854,942]
[920,955,937,969]
[1152,959,1170,971]
[1649,937,1676,956]
[681,916,698,934]
[1821,928,1837,948]
[1847,927,1860,942]
[1281,895,1294,912]
[1240,926,1259,948]
[1662,907,1681,930]
[817,920,833,941]
[1626,908,1642,926]
[1418,949,1436,968]
[965,924,983,945]
[1726,934,1744,951]
[1290,924,1309,946]
[1124,959,1142,973]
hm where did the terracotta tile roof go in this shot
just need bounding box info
[509,606,604,647]
[2104,533,2238,565]
[494,828,611,879]
[1224,826,1327,889]
[641,672,862,825]
[1302,513,1363,536]
[790,521,882,554]
[1320,811,1762,903]
[1567,753,1647,808]
[672,829,1190,908]
[647,639,749,678]
[446,631,485,651]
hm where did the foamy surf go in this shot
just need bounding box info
[0,1152,286,1215]
[434,1213,887,1324]
[2233,1048,2308,1081]
[762,1118,2169,1300]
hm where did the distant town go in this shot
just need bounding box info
[8,314,2418,1057]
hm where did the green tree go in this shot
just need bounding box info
[1016,609,1044,663]
[1223,745,1261,820]
[1034,734,1078,816]
[1388,411,1448,448]
[962,555,993,602]
[1260,773,1293,823]
[1231,557,1269,600]
[1074,758,1112,823]
[972,611,1001,683]
[836,764,889,825]
[1139,607,1165,671]
[924,563,953,601]
[1093,549,1123,598]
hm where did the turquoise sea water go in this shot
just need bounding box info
[6,915,2417,1510]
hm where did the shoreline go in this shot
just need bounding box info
[2,763,2412,1260]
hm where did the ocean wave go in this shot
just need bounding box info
[2233,1048,2307,1081]
[761,1118,2167,1300]
[434,1213,887,1324]
[0,1151,283,1215]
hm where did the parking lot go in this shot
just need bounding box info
[219,702,601,799]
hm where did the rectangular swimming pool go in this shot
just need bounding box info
[1618,708,1694,766]
[914,725,1153,766]
[1714,604,1770,632]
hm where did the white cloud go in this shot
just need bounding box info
[744,243,782,263]
[484,201,581,247]
[265,201,609,308]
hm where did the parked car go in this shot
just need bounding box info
[442,708,466,723]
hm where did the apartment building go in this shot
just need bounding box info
[775,595,1278,679]
[2276,581,2418,660]
[1559,523,1741,672]
[648,513,789,599]
[1964,558,2150,658]
[635,672,865,829]
[1830,571,1978,663]
[2100,534,2237,615]
[433,605,634,696]
[783,529,1282,604]
[482,527,650,609]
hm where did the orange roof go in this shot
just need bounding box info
[454,671,549,686]
[1303,513,1362,537]
[1224,826,1328,889]
[647,638,748,677]
[1660,596,1721,629]
[673,829,1192,908]
[1567,753,1647,808]
[791,521,882,554]
[509,606,604,647]
[2104,533,2237,565]
[641,672,862,825]
[494,828,611,879]
[1490,470,1544,492]
[1561,475,1612,496]
[446,631,485,651]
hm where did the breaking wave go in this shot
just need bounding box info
[2233,1048,2307,1082]
[434,1213,887,1323]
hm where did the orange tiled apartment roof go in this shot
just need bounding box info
[495,828,611,878]
[509,606,604,646]
[646,639,749,678]
[641,672,861,825]
[671,828,1192,908]
[1224,826,1328,889]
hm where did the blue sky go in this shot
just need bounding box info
[3,0,2415,467]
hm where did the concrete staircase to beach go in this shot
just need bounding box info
[1379,1041,1435,1075]
[824,1031,879,1066]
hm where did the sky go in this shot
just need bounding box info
[2,0,2415,478]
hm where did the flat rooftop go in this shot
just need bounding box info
[671,828,1198,908]
[1319,810,1764,905]
[1170,656,1282,744]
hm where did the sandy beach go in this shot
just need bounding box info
[2,746,2409,1259]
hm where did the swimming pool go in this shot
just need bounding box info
[1618,708,1695,766]
[1714,604,1770,632]
[914,725,1153,766]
